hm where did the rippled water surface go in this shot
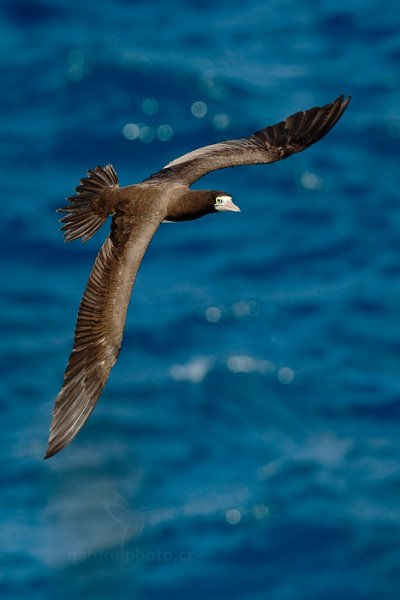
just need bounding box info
[2,1,400,598]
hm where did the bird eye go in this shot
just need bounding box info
[216,197,224,204]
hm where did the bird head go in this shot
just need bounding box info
[213,193,241,213]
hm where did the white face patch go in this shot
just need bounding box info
[214,195,241,212]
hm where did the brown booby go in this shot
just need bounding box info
[45,94,350,458]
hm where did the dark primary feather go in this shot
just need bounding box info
[145,95,350,186]
[45,206,162,458]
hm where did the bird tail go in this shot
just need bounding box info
[57,164,119,242]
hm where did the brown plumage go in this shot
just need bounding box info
[45,94,350,458]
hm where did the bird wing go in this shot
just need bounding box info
[45,205,162,458]
[145,95,350,187]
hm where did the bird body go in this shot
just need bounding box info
[45,95,350,458]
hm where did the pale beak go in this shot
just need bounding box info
[215,198,241,212]
[226,199,241,212]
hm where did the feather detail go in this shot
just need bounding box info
[144,95,351,186]
[58,164,119,242]
[45,210,162,459]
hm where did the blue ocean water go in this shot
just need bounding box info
[1,0,400,598]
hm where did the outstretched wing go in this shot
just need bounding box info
[145,95,350,187]
[45,206,162,458]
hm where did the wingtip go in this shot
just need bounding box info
[44,444,57,459]
[337,94,352,119]
[44,431,65,459]
[336,94,351,108]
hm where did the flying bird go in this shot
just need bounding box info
[45,94,350,458]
